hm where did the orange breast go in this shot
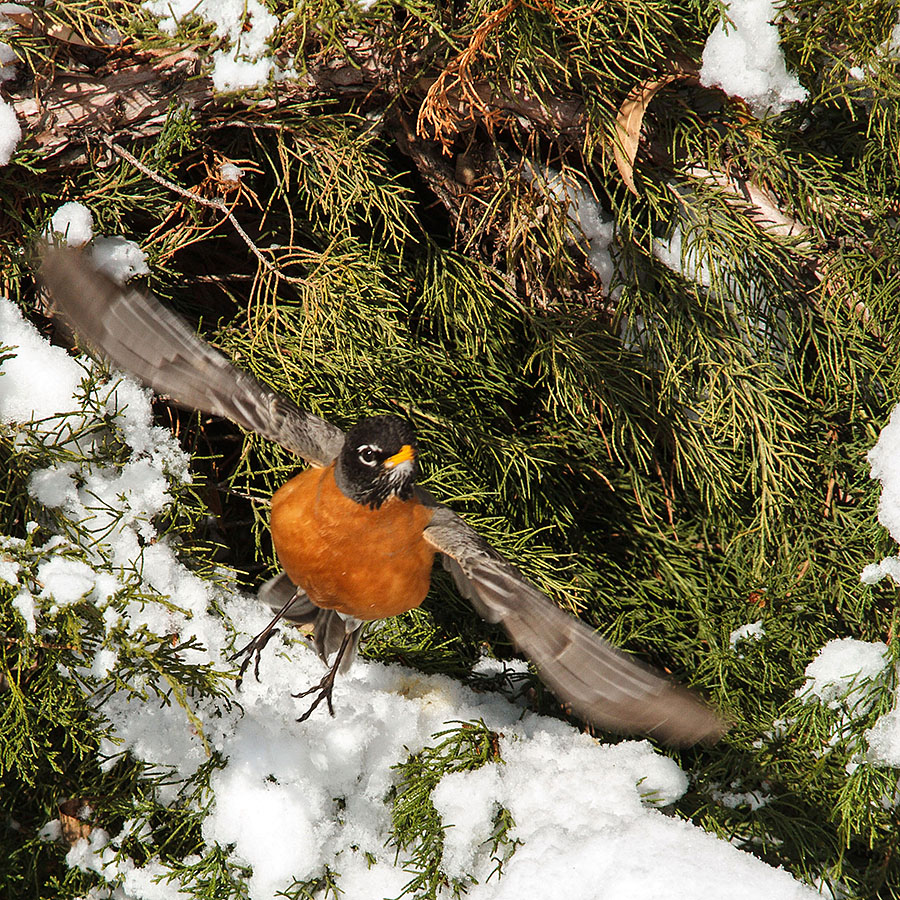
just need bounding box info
[269,465,436,620]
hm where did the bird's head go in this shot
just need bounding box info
[335,415,419,509]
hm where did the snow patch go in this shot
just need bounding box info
[700,0,808,117]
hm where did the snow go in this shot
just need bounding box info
[863,403,900,587]
[0,295,825,899]
[524,164,619,293]
[798,639,890,711]
[219,161,244,184]
[797,638,900,771]
[889,20,900,55]
[862,403,900,766]
[0,298,89,426]
[0,41,16,81]
[91,236,150,284]
[432,765,503,879]
[700,0,808,117]
[37,556,97,606]
[11,587,35,632]
[861,554,900,585]
[0,96,20,165]
[0,553,18,584]
[652,222,712,288]
[867,702,900,767]
[47,201,94,247]
[43,204,148,283]
[0,6,19,163]
[0,4,20,81]
[711,782,771,811]
[210,51,275,93]
[730,621,765,650]
[553,175,617,290]
[143,0,277,93]
[38,818,62,842]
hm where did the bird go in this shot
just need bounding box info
[39,246,725,745]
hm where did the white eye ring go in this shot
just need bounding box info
[358,445,379,466]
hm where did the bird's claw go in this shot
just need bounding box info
[230,627,282,689]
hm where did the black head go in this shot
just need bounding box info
[334,415,419,509]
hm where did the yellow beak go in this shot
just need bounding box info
[384,444,415,468]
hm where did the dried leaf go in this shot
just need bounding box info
[613,67,693,196]
[685,165,810,241]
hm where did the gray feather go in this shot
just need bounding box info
[423,505,725,746]
[40,247,344,466]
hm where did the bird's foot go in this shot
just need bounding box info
[230,627,282,689]
[293,669,338,722]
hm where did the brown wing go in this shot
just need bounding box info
[421,503,726,746]
[39,247,344,467]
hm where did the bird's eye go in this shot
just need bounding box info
[358,445,378,466]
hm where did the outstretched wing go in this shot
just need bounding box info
[39,247,345,467]
[421,503,725,746]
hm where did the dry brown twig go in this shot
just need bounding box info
[418,0,528,152]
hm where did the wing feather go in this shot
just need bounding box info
[422,504,725,746]
[40,248,344,466]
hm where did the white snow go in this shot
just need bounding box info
[0,295,825,899]
[47,201,94,247]
[0,553,18,584]
[862,402,900,765]
[0,299,89,427]
[432,765,503,879]
[0,4,20,164]
[798,639,890,711]
[700,0,808,117]
[711,782,771,811]
[0,4,21,83]
[797,639,900,771]
[524,164,619,293]
[652,222,713,288]
[730,621,765,650]
[37,555,97,606]
[861,390,900,740]
[11,587,35,632]
[889,20,900,55]
[143,0,277,93]
[44,205,148,283]
[867,701,900,767]
[863,403,900,587]
[91,236,150,284]
[556,177,617,290]
[219,161,244,184]
[210,51,274,93]
[0,96,20,165]
[0,41,16,81]
[861,554,900,586]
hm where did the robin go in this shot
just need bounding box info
[39,247,725,745]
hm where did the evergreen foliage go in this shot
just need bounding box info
[1,0,900,897]
[388,720,514,898]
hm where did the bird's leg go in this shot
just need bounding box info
[293,630,355,722]
[231,589,304,688]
